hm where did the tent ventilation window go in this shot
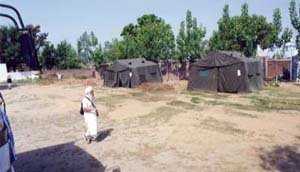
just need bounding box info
[198,70,209,77]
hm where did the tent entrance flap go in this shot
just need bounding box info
[118,70,131,88]
[218,64,244,93]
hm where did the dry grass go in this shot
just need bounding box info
[167,100,203,111]
[199,117,246,135]
[138,106,183,125]
[138,83,174,91]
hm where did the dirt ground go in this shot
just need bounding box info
[2,79,300,172]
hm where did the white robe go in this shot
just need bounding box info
[82,95,98,137]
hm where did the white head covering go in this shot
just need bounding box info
[85,86,93,94]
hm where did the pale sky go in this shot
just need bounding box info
[0,0,295,46]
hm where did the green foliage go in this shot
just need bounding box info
[77,31,100,65]
[102,39,126,61]
[273,8,282,44]
[281,28,293,43]
[272,8,293,49]
[0,25,48,71]
[209,3,275,57]
[121,14,175,61]
[26,25,49,53]
[289,0,300,57]
[39,43,57,69]
[0,26,23,71]
[56,40,81,69]
[176,10,207,61]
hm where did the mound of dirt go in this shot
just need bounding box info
[138,83,174,91]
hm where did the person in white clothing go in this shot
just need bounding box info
[82,86,99,144]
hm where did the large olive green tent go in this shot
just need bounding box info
[188,51,264,93]
[104,58,162,88]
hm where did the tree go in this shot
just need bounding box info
[77,31,99,65]
[121,14,175,61]
[176,10,207,61]
[281,28,293,43]
[102,39,126,62]
[289,0,300,57]
[56,40,81,69]
[209,3,275,57]
[39,43,57,69]
[272,8,293,49]
[26,25,49,53]
[241,3,249,17]
[209,5,231,51]
[0,26,23,71]
[273,8,282,47]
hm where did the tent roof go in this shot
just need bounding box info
[194,51,256,67]
[106,58,157,72]
[117,58,157,68]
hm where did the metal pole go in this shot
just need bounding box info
[0,13,19,30]
[0,4,25,29]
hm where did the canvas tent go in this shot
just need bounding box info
[104,58,162,88]
[188,51,264,93]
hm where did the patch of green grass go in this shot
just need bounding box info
[138,106,183,124]
[130,91,175,102]
[96,94,128,111]
[226,109,257,118]
[96,94,128,102]
[191,97,202,104]
[168,100,202,111]
[250,85,300,98]
[182,90,229,99]
[199,117,246,135]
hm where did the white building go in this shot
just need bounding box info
[257,41,298,58]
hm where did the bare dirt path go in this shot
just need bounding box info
[2,80,300,172]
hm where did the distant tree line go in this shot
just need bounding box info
[0,2,296,71]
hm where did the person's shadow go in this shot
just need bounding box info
[260,144,300,172]
[14,142,106,172]
[96,128,114,142]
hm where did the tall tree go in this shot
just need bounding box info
[241,3,249,17]
[209,3,275,57]
[77,31,99,65]
[121,14,175,61]
[273,8,293,48]
[273,8,282,42]
[289,0,300,57]
[176,10,206,61]
[209,5,231,50]
[0,26,23,71]
[101,39,126,62]
[26,25,49,53]
[281,27,293,44]
[56,40,81,69]
[39,43,57,69]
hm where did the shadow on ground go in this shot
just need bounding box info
[260,144,300,172]
[13,142,106,172]
[96,128,114,142]
[0,84,19,90]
